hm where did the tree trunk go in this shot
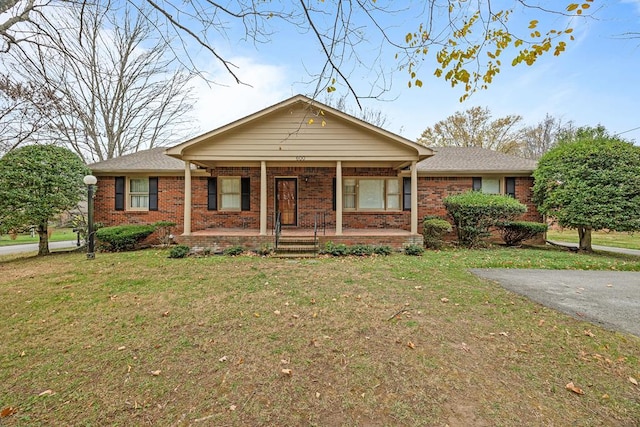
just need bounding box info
[37,221,50,256]
[578,226,592,252]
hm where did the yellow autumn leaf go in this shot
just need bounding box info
[308,119,314,125]
[415,79,423,87]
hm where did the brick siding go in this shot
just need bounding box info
[93,168,542,247]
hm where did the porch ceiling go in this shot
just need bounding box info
[190,159,415,171]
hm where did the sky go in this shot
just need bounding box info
[187,1,640,145]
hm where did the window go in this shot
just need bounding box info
[115,177,158,211]
[130,178,149,208]
[343,178,401,211]
[219,177,241,210]
[209,177,250,211]
[472,177,500,194]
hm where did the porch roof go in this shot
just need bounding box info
[165,94,433,170]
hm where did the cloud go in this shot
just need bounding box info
[188,56,293,136]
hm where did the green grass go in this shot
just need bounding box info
[0,228,77,247]
[0,247,639,426]
[547,229,640,250]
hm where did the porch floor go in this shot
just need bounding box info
[190,228,414,237]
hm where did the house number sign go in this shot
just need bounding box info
[296,156,306,161]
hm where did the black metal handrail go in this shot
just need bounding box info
[313,212,318,246]
[274,211,282,250]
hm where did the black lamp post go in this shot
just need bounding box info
[83,175,97,259]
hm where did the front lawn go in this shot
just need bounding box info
[1,247,638,426]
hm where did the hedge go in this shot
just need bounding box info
[497,221,548,246]
[95,224,156,252]
[444,191,526,247]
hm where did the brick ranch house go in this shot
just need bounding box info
[89,95,541,251]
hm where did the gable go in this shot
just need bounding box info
[167,95,432,168]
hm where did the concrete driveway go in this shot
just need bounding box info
[0,240,78,256]
[470,269,640,338]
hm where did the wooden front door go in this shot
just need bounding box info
[276,178,297,226]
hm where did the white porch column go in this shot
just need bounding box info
[183,161,192,235]
[411,160,418,234]
[260,161,267,236]
[336,161,343,235]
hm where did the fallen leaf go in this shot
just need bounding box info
[629,377,638,386]
[117,346,126,351]
[219,356,228,362]
[280,359,289,365]
[601,393,610,399]
[310,298,316,304]
[273,310,281,315]
[281,368,292,376]
[315,392,320,398]
[162,311,170,317]
[20,351,25,357]
[150,370,161,376]
[38,389,54,396]
[254,312,260,318]
[1,407,18,418]
[584,330,595,337]
[440,298,449,303]
[499,332,509,337]
[407,341,416,349]
[292,314,300,319]
[414,286,422,290]
[461,342,470,352]
[538,319,545,327]
[566,382,584,395]
[229,405,237,411]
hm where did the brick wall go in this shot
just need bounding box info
[93,175,186,233]
[94,171,541,236]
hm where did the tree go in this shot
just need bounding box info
[323,94,389,128]
[532,132,640,251]
[2,3,194,162]
[417,106,524,154]
[520,114,574,159]
[0,145,90,256]
[0,1,594,104]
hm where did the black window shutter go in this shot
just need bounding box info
[115,176,125,211]
[332,178,336,211]
[149,177,158,211]
[506,177,516,198]
[241,177,250,211]
[472,177,482,191]
[403,177,411,211]
[207,177,217,210]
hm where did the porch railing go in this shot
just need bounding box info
[274,211,282,250]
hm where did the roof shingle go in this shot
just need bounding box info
[417,146,537,174]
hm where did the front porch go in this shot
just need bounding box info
[175,227,424,253]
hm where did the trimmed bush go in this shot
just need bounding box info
[404,244,424,256]
[444,191,526,247]
[497,221,548,246]
[95,224,155,252]
[322,242,349,256]
[373,245,393,256]
[423,217,452,249]
[223,245,244,256]
[168,245,190,258]
[349,244,374,256]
